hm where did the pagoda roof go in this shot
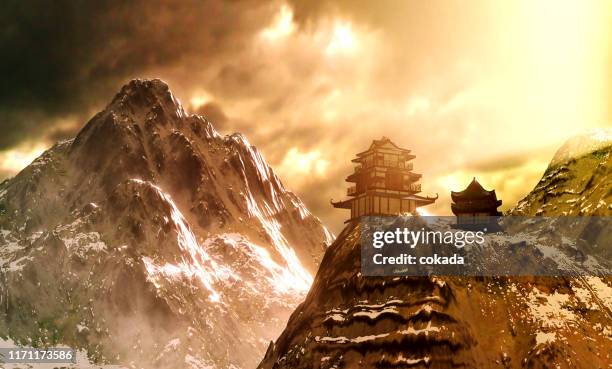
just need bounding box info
[401,193,438,205]
[354,137,413,158]
[451,178,499,202]
[330,193,438,209]
[330,198,352,209]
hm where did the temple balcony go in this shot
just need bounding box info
[354,161,413,171]
[347,186,357,195]
[403,183,421,192]
[383,161,413,170]
[364,183,421,193]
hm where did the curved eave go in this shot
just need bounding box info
[403,193,438,207]
[331,198,352,209]
[346,173,358,182]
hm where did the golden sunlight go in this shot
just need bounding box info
[189,90,214,110]
[278,147,329,178]
[260,5,295,41]
[325,22,357,55]
[0,142,48,175]
[504,0,608,142]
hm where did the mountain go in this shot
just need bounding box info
[0,79,333,368]
[512,129,612,216]
[258,133,612,369]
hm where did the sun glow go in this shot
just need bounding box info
[260,5,295,41]
[415,208,431,217]
[0,142,48,176]
[493,0,610,147]
[326,22,357,55]
[278,147,329,178]
[189,90,213,111]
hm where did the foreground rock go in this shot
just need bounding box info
[258,132,612,369]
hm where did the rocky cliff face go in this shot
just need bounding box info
[0,79,333,369]
[258,132,612,369]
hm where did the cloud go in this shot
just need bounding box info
[464,146,556,173]
[0,141,48,177]
[1,0,610,233]
[194,102,229,131]
[0,0,279,148]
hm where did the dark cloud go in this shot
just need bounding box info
[0,0,278,149]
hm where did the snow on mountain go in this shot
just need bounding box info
[0,79,333,369]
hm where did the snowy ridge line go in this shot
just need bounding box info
[244,185,313,291]
[322,298,449,326]
[132,179,314,299]
[202,233,313,295]
[314,320,449,346]
[132,179,231,303]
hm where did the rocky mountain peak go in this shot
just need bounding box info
[0,79,333,369]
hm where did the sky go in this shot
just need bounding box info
[1,0,611,233]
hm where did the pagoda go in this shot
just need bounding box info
[451,178,502,229]
[331,137,437,221]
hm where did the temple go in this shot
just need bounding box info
[451,178,502,229]
[331,137,437,221]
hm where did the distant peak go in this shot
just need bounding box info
[550,128,612,167]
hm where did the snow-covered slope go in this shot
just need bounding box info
[512,129,612,216]
[0,79,333,369]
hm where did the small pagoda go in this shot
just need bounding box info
[451,178,502,229]
[332,137,437,221]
